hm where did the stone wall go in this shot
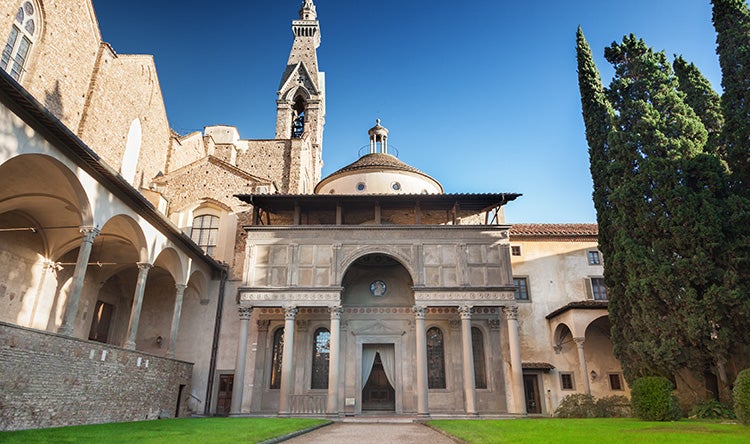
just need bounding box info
[3,0,103,130]
[0,321,193,431]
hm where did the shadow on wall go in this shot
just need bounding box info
[44,80,64,121]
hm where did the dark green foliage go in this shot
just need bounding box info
[689,399,736,419]
[631,376,681,421]
[555,394,631,418]
[576,27,616,273]
[555,394,598,418]
[673,55,725,157]
[735,369,750,425]
[712,0,750,190]
[601,34,734,383]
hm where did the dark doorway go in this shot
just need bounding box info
[362,353,395,411]
[523,374,542,414]
[175,384,185,418]
[88,301,114,343]
[216,374,233,416]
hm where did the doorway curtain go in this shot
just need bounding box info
[362,345,396,388]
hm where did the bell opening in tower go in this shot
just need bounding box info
[292,96,306,138]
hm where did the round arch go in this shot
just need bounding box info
[0,154,93,261]
[152,247,185,285]
[339,247,416,286]
[552,322,575,354]
[340,252,415,308]
[187,269,208,304]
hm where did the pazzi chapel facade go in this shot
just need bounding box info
[0,0,627,430]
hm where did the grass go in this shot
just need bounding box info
[0,417,329,444]
[427,418,750,444]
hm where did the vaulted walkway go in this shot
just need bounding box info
[283,422,458,444]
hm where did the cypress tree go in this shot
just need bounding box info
[575,27,615,265]
[601,35,734,392]
[712,0,750,189]
[712,0,750,392]
[673,56,725,157]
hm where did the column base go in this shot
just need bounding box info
[123,340,136,350]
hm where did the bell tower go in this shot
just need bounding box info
[275,0,325,193]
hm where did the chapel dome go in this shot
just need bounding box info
[314,120,444,195]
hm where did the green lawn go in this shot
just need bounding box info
[428,418,750,444]
[0,418,329,444]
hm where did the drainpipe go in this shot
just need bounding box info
[204,264,229,416]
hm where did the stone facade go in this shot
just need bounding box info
[0,322,193,430]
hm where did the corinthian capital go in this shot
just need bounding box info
[503,305,518,321]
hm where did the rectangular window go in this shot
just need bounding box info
[591,277,608,301]
[191,214,220,255]
[609,373,623,391]
[511,246,521,256]
[560,372,575,390]
[588,250,601,265]
[513,277,529,301]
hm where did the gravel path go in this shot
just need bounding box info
[283,422,458,444]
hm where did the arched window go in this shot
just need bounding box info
[121,119,142,185]
[269,328,284,389]
[291,95,305,138]
[190,214,219,255]
[426,327,446,389]
[311,328,330,389]
[472,327,487,389]
[1,1,40,81]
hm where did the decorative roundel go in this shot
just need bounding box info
[370,280,387,297]
[356,182,366,192]
[391,182,401,191]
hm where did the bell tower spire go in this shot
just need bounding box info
[274,0,326,194]
[299,0,317,21]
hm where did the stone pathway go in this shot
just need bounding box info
[283,422,458,444]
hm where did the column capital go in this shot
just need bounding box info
[137,262,153,271]
[412,305,427,319]
[329,305,344,320]
[175,283,188,292]
[284,305,298,320]
[239,306,253,320]
[458,304,473,319]
[574,337,585,348]
[79,226,100,242]
[503,305,519,320]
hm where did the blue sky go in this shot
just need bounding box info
[91,0,724,223]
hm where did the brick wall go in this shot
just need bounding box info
[0,321,193,431]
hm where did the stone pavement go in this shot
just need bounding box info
[283,422,459,444]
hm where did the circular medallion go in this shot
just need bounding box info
[370,280,387,297]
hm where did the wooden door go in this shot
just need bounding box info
[216,374,233,416]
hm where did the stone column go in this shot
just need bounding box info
[413,304,429,417]
[58,226,100,336]
[327,305,343,416]
[167,284,187,358]
[574,337,591,395]
[459,305,478,415]
[230,306,253,415]
[504,305,526,414]
[278,305,298,415]
[124,262,153,350]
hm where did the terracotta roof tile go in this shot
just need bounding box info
[522,362,555,370]
[510,223,598,237]
[327,153,425,176]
